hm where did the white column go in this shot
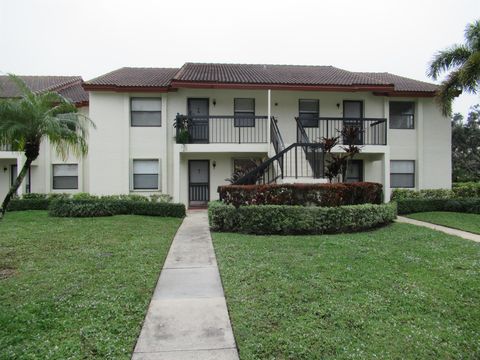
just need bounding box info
[267,89,271,142]
[382,149,391,203]
[173,145,181,203]
[416,100,424,190]
[16,155,25,196]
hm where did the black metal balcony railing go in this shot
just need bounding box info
[175,115,269,144]
[296,117,387,145]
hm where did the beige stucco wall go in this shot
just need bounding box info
[1,87,449,206]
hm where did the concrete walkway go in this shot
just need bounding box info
[132,211,239,360]
[397,216,480,243]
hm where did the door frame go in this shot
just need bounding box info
[187,98,210,143]
[188,159,210,208]
[342,100,364,145]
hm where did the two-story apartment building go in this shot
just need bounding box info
[1,63,451,207]
[0,75,88,199]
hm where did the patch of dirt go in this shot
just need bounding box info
[0,268,16,280]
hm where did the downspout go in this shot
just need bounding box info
[267,89,272,155]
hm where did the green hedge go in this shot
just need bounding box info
[208,201,397,235]
[396,198,480,215]
[391,183,480,201]
[218,182,383,208]
[49,199,186,218]
[8,199,51,211]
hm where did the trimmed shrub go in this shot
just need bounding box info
[48,199,186,218]
[49,199,114,217]
[8,198,51,211]
[396,198,480,215]
[218,182,383,208]
[452,182,480,198]
[208,201,396,235]
[391,189,454,201]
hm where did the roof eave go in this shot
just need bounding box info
[373,90,437,97]
[82,84,172,93]
[170,80,395,92]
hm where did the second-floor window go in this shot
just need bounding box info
[390,102,414,129]
[133,159,159,190]
[53,164,78,190]
[131,98,162,127]
[299,99,319,127]
[234,98,255,127]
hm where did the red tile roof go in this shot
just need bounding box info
[356,72,439,92]
[0,75,88,106]
[83,63,438,95]
[173,63,388,86]
[84,67,179,91]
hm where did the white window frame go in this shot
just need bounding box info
[130,98,162,127]
[52,164,79,190]
[132,159,160,191]
[390,160,415,188]
[389,101,415,129]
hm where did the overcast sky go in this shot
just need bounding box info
[1,0,479,116]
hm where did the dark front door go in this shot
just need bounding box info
[343,101,363,145]
[189,160,209,207]
[188,98,209,143]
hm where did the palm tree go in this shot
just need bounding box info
[428,19,480,116]
[0,74,94,219]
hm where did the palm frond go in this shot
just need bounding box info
[428,45,472,80]
[465,19,480,51]
[436,69,463,116]
[458,50,480,93]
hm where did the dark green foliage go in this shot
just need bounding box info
[208,201,396,235]
[7,199,50,211]
[49,200,114,217]
[451,107,480,182]
[49,199,186,218]
[396,198,480,214]
[452,181,480,197]
[218,182,383,208]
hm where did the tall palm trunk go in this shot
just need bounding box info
[0,157,34,219]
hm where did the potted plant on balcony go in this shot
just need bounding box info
[174,114,190,144]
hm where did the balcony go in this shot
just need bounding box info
[296,117,387,146]
[175,115,269,144]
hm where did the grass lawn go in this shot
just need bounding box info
[406,211,480,234]
[213,223,480,359]
[0,211,182,359]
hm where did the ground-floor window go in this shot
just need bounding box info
[133,159,159,190]
[390,160,415,188]
[53,164,78,190]
[345,160,363,182]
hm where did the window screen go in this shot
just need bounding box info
[53,164,78,189]
[390,160,415,188]
[133,160,159,190]
[345,160,363,182]
[131,98,162,127]
[299,99,319,127]
[234,98,255,127]
[390,102,414,129]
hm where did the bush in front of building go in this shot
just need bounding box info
[218,182,383,208]
[208,201,396,235]
[396,198,480,215]
[391,183,480,201]
[49,198,186,218]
